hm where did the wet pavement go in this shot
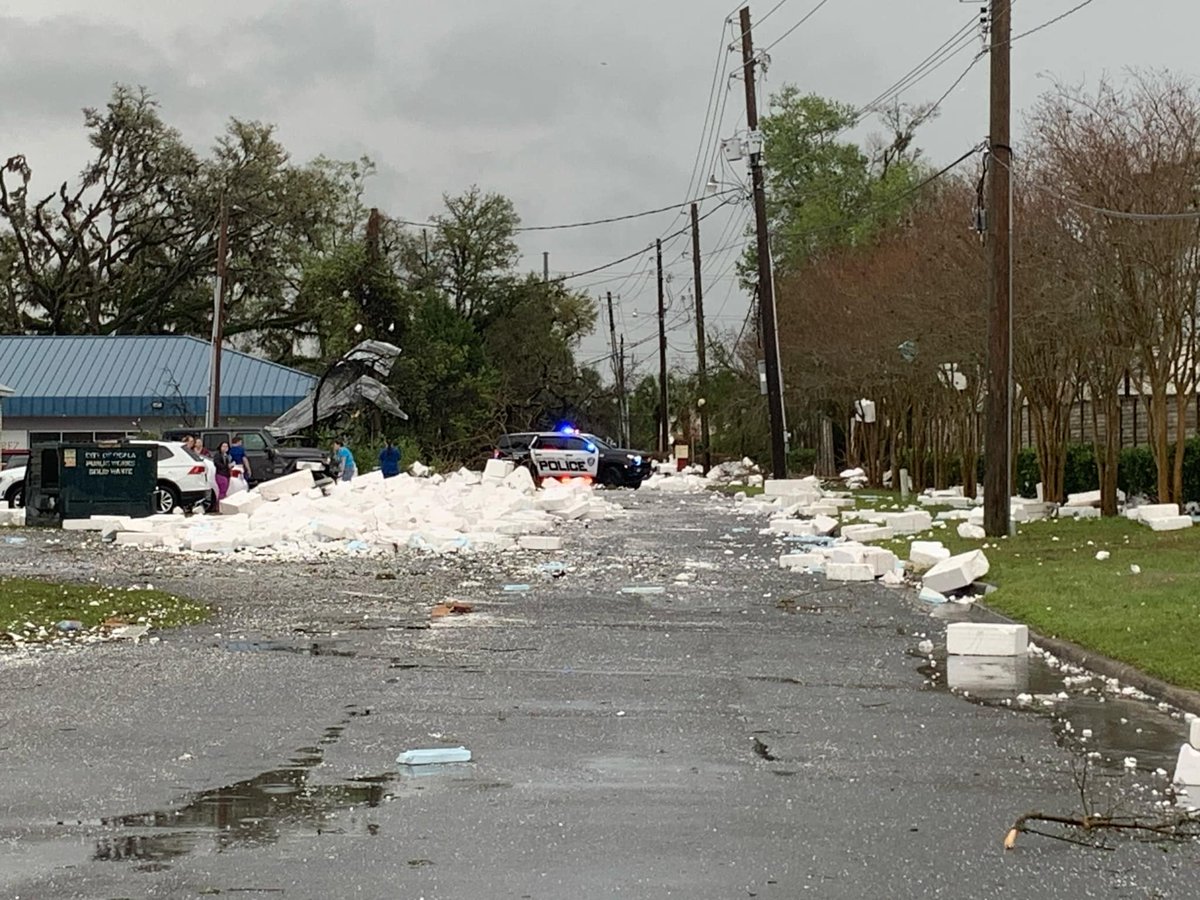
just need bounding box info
[1,491,1198,898]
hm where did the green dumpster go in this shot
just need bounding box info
[25,443,158,525]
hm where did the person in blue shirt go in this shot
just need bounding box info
[229,435,252,482]
[379,440,402,478]
[332,439,357,482]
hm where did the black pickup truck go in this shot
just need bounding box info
[161,428,332,484]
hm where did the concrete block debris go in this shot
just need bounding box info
[946,622,1029,657]
[922,550,989,595]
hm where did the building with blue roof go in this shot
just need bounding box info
[0,335,315,450]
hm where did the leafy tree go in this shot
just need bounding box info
[429,186,520,319]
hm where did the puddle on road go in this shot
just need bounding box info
[919,651,1188,774]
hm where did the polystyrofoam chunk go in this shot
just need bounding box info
[115,532,164,547]
[519,535,563,551]
[780,552,824,570]
[825,562,875,581]
[1174,743,1200,786]
[841,524,893,543]
[922,549,989,594]
[946,622,1029,657]
[881,511,932,534]
[957,522,986,540]
[909,541,951,569]
[220,493,264,516]
[258,470,315,501]
[1147,516,1192,532]
[1190,718,1200,750]
[1136,503,1181,521]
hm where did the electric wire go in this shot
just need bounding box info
[1007,0,1099,47]
[762,0,836,53]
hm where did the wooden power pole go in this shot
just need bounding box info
[690,202,712,472]
[983,0,1012,537]
[740,6,787,479]
[656,238,669,456]
[606,291,627,445]
[206,199,230,428]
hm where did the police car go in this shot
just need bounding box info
[501,428,653,488]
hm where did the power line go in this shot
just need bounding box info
[391,189,738,235]
[852,19,979,121]
[1008,0,1100,46]
[1064,197,1200,221]
[762,0,836,53]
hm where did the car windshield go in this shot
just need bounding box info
[582,434,610,449]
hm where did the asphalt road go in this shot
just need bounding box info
[0,491,1196,899]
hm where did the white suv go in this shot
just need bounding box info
[1,441,215,515]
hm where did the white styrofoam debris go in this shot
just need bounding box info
[1065,490,1103,508]
[219,492,264,516]
[946,655,1029,693]
[0,508,25,527]
[862,547,899,578]
[483,458,514,481]
[919,495,973,510]
[956,523,986,540]
[1058,506,1101,519]
[1174,743,1200,787]
[1135,503,1181,521]
[841,523,893,543]
[918,586,947,604]
[922,549,989,594]
[780,552,824,571]
[518,535,564,551]
[1147,516,1192,532]
[503,467,536,494]
[257,470,315,501]
[881,511,933,534]
[909,541,951,570]
[946,622,1029,657]
[812,514,839,536]
[1095,550,1111,561]
[114,532,164,547]
[63,516,129,532]
[825,562,875,582]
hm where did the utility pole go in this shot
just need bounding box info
[740,6,787,479]
[690,202,712,472]
[206,198,229,428]
[983,0,1012,537]
[543,251,549,283]
[619,334,629,447]
[656,238,669,456]
[607,291,627,445]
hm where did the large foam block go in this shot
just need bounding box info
[780,552,824,570]
[1190,718,1200,750]
[0,508,25,527]
[114,532,164,547]
[258,470,315,501]
[483,459,514,481]
[910,541,950,569]
[882,511,932,534]
[946,655,1030,695]
[825,562,876,582]
[1174,743,1200,786]
[220,493,264,516]
[923,549,989,594]
[764,479,821,498]
[519,535,563,551]
[841,524,893,543]
[946,622,1029,657]
[1147,516,1192,532]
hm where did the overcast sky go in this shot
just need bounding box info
[2,0,1194,376]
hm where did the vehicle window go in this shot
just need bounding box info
[155,446,173,462]
[584,435,609,449]
[239,433,267,450]
[184,448,205,462]
[534,435,563,451]
[563,437,590,452]
[202,433,228,451]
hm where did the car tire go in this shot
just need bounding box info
[599,465,624,488]
[5,483,24,509]
[155,481,182,515]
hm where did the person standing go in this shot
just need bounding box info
[332,439,357,482]
[379,440,402,478]
[213,440,233,500]
[230,435,252,482]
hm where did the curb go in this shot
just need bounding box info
[973,600,1200,717]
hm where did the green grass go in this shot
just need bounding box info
[900,517,1200,691]
[0,578,209,643]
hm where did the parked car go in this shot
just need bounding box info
[1,440,214,514]
[160,428,332,484]
[1,449,29,470]
[494,429,652,488]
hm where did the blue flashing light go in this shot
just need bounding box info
[557,424,579,435]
